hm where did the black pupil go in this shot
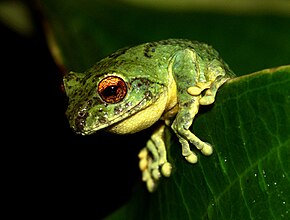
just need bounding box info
[103,86,118,97]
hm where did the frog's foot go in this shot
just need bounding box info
[188,76,231,105]
[138,147,157,192]
[171,96,214,163]
[187,81,211,96]
[138,125,172,192]
[174,128,213,164]
[138,147,172,192]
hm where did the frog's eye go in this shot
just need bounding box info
[98,76,127,103]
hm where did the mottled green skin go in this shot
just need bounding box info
[64,39,234,135]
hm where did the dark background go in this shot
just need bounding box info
[2,7,142,219]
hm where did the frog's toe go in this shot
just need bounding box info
[138,147,150,171]
[187,82,211,96]
[201,142,213,155]
[146,178,157,192]
[152,168,161,180]
[185,152,198,164]
[187,86,203,96]
[199,95,215,105]
[138,147,163,191]
[139,158,148,171]
[140,163,158,192]
[161,162,172,177]
[141,168,150,182]
[193,140,213,156]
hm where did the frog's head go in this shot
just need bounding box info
[64,70,166,135]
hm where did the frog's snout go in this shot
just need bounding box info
[75,112,88,134]
[68,106,89,135]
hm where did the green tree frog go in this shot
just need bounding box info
[64,39,235,192]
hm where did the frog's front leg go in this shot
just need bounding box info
[138,124,172,192]
[170,49,230,163]
[171,95,213,163]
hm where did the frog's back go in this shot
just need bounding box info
[90,39,197,77]
[153,39,234,76]
[119,39,223,70]
[142,39,220,59]
[91,39,230,81]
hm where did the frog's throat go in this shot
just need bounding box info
[106,92,168,134]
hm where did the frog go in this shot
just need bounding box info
[63,39,235,192]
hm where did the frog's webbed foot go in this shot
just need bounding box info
[138,125,172,192]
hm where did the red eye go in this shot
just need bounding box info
[98,76,127,103]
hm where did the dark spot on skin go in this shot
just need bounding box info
[144,52,152,58]
[108,47,129,59]
[181,99,195,108]
[116,59,126,66]
[144,91,153,100]
[75,114,87,131]
[87,99,93,107]
[78,111,85,117]
[138,78,151,86]
[114,106,124,115]
[98,116,107,124]
[144,42,157,58]
[125,102,132,108]
[81,73,92,85]
[182,102,191,108]
[74,107,89,132]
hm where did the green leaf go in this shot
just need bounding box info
[106,66,290,220]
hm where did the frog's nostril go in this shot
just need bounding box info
[78,111,86,117]
[74,118,85,133]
